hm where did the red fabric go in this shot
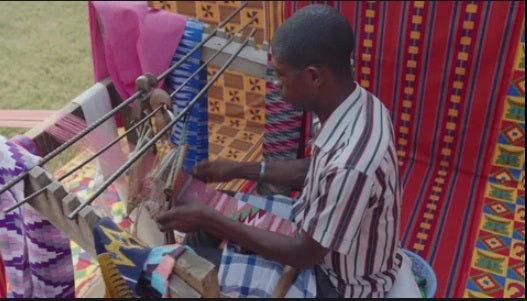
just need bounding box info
[0,254,6,298]
[284,1,525,297]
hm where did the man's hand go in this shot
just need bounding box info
[155,199,217,233]
[192,160,240,183]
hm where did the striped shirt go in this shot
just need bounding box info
[292,84,404,298]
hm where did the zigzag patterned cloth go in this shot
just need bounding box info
[0,136,74,298]
[167,18,208,172]
[174,172,297,236]
[261,55,303,196]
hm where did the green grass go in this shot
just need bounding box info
[0,1,92,138]
[0,2,93,172]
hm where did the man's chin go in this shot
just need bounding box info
[291,103,304,110]
[280,96,305,111]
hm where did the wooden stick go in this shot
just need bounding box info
[271,265,298,298]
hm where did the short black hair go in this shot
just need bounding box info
[271,4,355,75]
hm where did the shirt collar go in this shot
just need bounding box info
[313,83,364,151]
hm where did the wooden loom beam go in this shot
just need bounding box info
[24,165,220,298]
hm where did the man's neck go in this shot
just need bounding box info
[316,79,357,124]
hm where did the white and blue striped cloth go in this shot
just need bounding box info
[166,18,208,172]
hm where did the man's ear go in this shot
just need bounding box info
[306,66,323,87]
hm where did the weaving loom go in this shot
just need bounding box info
[0,1,292,298]
[0,0,525,298]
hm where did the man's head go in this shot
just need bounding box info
[271,4,355,111]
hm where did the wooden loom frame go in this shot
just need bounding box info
[18,15,272,298]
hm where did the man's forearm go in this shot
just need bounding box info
[231,159,310,190]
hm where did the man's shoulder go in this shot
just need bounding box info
[323,96,395,176]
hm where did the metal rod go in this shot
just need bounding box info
[68,28,257,219]
[0,89,137,197]
[237,14,258,35]
[168,15,258,99]
[156,1,248,82]
[3,106,162,213]
[0,4,248,197]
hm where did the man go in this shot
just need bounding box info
[157,4,419,298]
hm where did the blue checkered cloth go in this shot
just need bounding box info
[218,193,316,298]
[233,192,294,220]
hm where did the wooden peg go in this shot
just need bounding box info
[149,88,173,110]
[135,73,157,93]
[271,265,298,298]
[149,88,173,142]
[217,28,228,39]
[248,37,256,48]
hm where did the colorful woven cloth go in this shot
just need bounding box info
[92,217,151,296]
[284,1,525,298]
[166,18,209,172]
[174,172,297,236]
[463,27,525,298]
[10,135,42,157]
[261,55,304,196]
[0,136,75,298]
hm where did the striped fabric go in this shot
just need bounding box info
[0,136,75,298]
[166,18,208,172]
[284,1,525,297]
[291,84,404,298]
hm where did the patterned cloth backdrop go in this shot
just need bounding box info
[463,27,525,299]
[150,1,304,195]
[285,0,525,298]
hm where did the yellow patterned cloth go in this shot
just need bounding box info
[463,26,525,298]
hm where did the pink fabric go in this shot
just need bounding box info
[88,1,186,100]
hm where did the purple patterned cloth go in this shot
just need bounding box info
[0,135,75,298]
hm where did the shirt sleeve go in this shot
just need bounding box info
[299,168,375,255]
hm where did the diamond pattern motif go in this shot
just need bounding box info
[465,27,525,298]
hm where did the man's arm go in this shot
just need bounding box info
[193,159,310,190]
[156,201,328,269]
